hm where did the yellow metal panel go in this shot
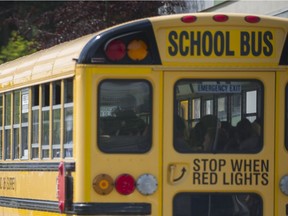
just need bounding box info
[74,65,163,215]
[0,171,58,200]
[149,13,288,68]
[275,70,288,216]
[0,207,64,216]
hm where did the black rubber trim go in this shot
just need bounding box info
[0,197,151,215]
[0,197,59,212]
[280,35,288,65]
[0,162,75,171]
[69,202,151,215]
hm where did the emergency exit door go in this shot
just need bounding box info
[162,71,275,216]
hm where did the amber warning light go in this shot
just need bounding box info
[93,174,114,195]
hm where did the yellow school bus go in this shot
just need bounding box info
[0,13,287,216]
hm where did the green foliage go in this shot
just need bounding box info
[0,1,194,63]
[0,31,37,64]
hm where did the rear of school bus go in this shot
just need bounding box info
[71,13,288,215]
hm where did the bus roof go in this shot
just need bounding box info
[0,13,287,91]
[0,33,96,91]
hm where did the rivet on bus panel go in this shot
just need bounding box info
[181,15,197,23]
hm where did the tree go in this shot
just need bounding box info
[0,1,165,62]
[0,31,37,64]
[158,0,206,14]
[35,1,163,49]
[0,2,62,62]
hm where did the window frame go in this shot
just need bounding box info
[97,79,153,154]
[0,78,74,161]
[174,79,264,154]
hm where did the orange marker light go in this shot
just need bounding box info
[93,174,114,195]
[99,179,109,189]
[127,40,148,61]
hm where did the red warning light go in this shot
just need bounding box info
[213,14,229,22]
[115,174,135,195]
[181,15,197,23]
[245,16,261,23]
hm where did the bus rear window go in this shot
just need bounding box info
[174,80,263,153]
[98,80,152,153]
[173,193,262,216]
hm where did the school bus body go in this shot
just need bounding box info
[0,13,287,215]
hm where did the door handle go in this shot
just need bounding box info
[168,163,189,185]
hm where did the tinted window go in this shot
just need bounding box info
[174,80,263,153]
[98,80,152,153]
[173,193,262,216]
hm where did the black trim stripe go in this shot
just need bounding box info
[0,197,151,215]
[0,197,58,212]
[0,162,75,171]
[69,202,151,215]
[280,35,288,65]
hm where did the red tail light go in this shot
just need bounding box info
[115,174,135,195]
[105,39,126,61]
